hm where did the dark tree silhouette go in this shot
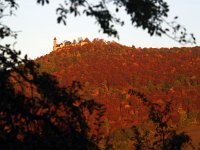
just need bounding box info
[37,0,195,44]
[0,1,198,149]
[128,90,195,150]
[0,1,105,149]
[0,42,106,150]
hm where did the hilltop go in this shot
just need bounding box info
[36,39,200,130]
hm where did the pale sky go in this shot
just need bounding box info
[3,0,200,59]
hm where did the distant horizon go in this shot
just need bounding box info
[35,37,200,60]
[3,0,200,59]
[51,36,200,48]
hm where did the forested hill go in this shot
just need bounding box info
[36,39,200,130]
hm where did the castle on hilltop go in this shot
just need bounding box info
[53,37,88,51]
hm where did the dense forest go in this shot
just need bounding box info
[35,39,200,148]
[1,0,199,149]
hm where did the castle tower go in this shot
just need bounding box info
[53,37,57,51]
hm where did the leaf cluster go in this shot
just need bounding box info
[38,0,196,44]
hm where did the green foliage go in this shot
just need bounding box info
[179,110,197,127]
[161,81,171,92]
[147,80,156,92]
[107,128,135,150]
[104,118,110,135]
[71,56,78,62]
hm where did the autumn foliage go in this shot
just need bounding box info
[36,39,200,131]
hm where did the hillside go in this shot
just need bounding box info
[36,39,200,131]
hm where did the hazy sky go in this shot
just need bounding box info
[3,0,200,59]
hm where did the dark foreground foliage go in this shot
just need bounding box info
[37,0,196,44]
[128,90,195,150]
[0,1,199,149]
[0,46,196,150]
[0,45,105,150]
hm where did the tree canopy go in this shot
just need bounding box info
[0,1,104,149]
[0,46,103,149]
[0,0,199,149]
[0,0,196,44]
[36,0,196,44]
